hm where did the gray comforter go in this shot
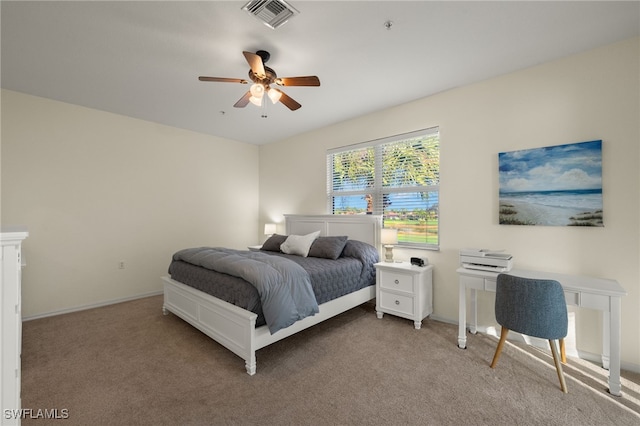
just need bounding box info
[172,247,319,334]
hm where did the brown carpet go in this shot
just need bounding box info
[21,295,640,425]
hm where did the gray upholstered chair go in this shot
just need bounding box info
[490,273,569,393]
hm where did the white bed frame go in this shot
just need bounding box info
[162,214,382,375]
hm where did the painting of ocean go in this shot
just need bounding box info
[499,141,603,226]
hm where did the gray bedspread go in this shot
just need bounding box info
[172,247,319,334]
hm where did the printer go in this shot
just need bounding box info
[459,248,513,272]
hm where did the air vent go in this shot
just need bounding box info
[242,0,299,29]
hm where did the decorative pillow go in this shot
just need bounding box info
[260,234,288,252]
[308,236,349,260]
[280,231,321,257]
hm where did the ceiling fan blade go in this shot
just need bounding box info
[278,90,302,111]
[234,91,252,108]
[199,76,248,84]
[276,76,320,87]
[243,51,266,78]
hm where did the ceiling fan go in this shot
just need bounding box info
[199,50,320,111]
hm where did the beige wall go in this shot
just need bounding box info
[259,38,640,370]
[1,90,259,318]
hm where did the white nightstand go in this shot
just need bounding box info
[374,261,433,329]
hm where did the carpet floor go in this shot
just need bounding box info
[20,295,640,425]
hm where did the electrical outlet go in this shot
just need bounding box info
[118,261,125,269]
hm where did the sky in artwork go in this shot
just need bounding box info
[499,140,602,193]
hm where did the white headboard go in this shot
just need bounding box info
[284,214,382,251]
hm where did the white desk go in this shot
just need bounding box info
[457,267,627,396]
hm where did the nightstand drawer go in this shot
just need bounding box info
[379,270,413,293]
[379,291,414,316]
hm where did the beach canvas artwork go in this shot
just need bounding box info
[499,140,603,226]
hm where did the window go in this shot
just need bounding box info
[327,127,440,249]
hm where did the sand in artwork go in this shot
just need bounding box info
[499,190,603,226]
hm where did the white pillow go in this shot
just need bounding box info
[280,231,321,257]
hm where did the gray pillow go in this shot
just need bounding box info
[308,236,349,260]
[260,234,288,252]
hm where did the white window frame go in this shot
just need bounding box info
[327,127,440,250]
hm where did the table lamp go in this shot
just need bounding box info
[264,223,277,236]
[381,228,398,262]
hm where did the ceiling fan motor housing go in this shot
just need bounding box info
[249,66,278,87]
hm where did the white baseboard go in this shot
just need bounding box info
[22,290,163,322]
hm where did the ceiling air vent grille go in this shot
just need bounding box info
[242,0,299,29]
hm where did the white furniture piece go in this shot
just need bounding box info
[1,227,28,426]
[375,262,433,329]
[457,267,627,396]
[163,214,381,375]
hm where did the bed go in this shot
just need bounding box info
[161,214,382,375]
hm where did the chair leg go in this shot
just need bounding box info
[549,339,568,393]
[560,338,566,364]
[490,327,509,368]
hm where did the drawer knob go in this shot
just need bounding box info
[394,279,399,284]
[395,300,400,305]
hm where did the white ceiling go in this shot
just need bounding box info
[2,1,639,145]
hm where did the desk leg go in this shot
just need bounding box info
[602,311,610,370]
[608,297,622,396]
[470,288,478,335]
[458,281,467,349]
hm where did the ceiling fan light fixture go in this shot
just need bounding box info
[267,88,282,104]
[249,96,263,107]
[250,83,265,98]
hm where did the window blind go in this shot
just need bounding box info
[327,127,440,249]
